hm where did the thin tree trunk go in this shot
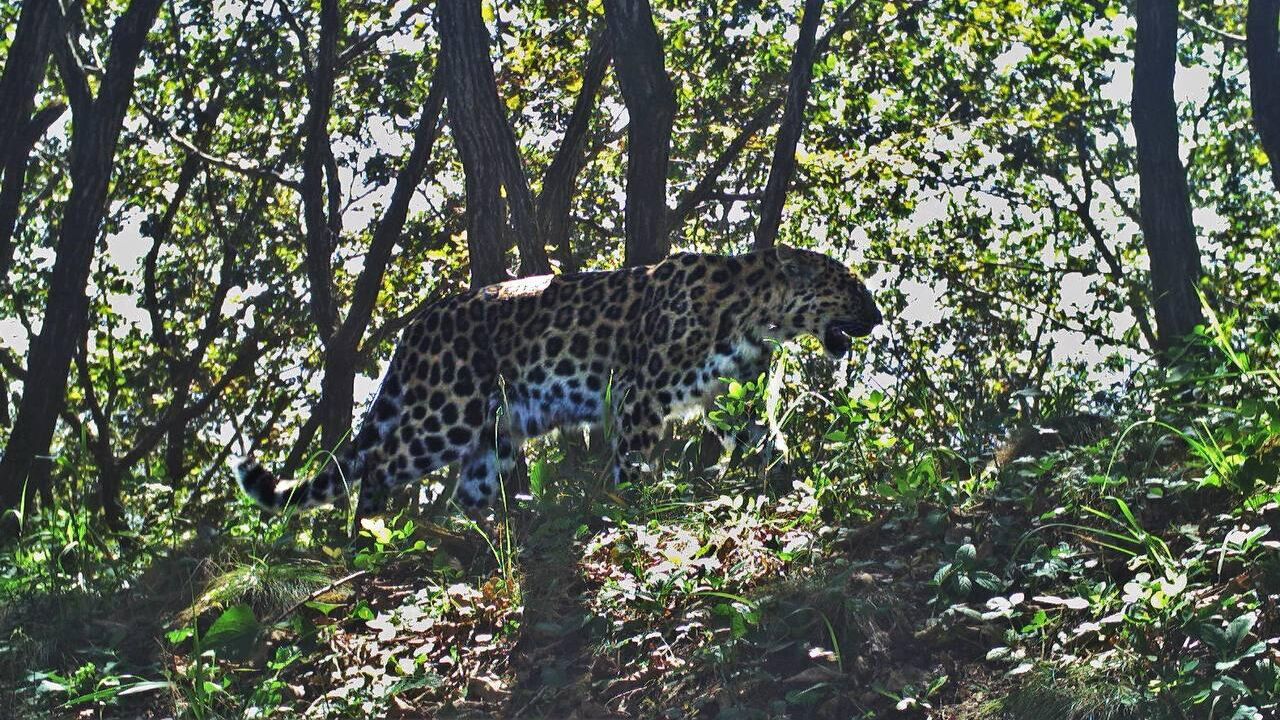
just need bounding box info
[282,411,323,479]
[0,0,59,283]
[0,102,65,280]
[157,117,271,484]
[440,0,552,286]
[318,66,447,452]
[1248,0,1280,192]
[537,26,612,272]
[142,96,230,353]
[754,0,824,249]
[77,333,262,529]
[0,0,165,536]
[300,0,342,355]
[161,213,246,484]
[0,0,54,158]
[295,0,348,450]
[1131,0,1204,353]
[604,0,676,266]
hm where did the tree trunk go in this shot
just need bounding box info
[1248,0,1280,192]
[0,0,59,282]
[537,26,612,272]
[300,0,342,360]
[295,0,347,451]
[439,0,551,286]
[604,0,676,267]
[1131,0,1203,352]
[0,0,164,536]
[754,0,824,250]
[0,0,54,158]
[98,463,125,531]
[0,102,65,281]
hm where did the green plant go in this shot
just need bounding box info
[29,660,170,710]
[163,603,262,718]
[354,515,428,571]
[931,542,1003,603]
[874,673,950,712]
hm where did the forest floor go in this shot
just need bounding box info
[3,409,1279,719]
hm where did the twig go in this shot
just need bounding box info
[1179,9,1245,45]
[137,103,302,189]
[270,569,369,624]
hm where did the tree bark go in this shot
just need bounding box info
[1248,0,1280,192]
[537,26,612,272]
[439,0,551,286]
[0,0,164,536]
[1131,0,1203,353]
[754,0,824,249]
[604,0,677,267]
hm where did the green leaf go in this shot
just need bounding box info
[304,600,345,616]
[203,604,259,658]
[1224,612,1257,650]
[117,680,172,696]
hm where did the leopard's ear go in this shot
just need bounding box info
[775,246,820,282]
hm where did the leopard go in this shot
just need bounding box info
[234,246,882,515]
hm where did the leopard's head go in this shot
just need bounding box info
[773,246,882,357]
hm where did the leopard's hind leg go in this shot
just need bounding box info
[354,411,456,516]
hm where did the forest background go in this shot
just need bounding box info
[1,0,1279,717]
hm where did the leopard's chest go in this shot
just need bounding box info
[664,337,770,418]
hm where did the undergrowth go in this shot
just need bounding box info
[1,313,1277,719]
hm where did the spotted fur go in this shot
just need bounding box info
[234,247,882,514]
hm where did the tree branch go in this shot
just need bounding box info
[49,0,94,118]
[335,64,446,356]
[0,102,67,281]
[754,0,824,249]
[1181,9,1246,45]
[537,24,612,272]
[337,0,431,69]
[138,103,302,189]
[670,96,781,228]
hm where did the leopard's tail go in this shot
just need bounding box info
[232,350,410,511]
[233,444,364,511]
[233,405,397,510]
